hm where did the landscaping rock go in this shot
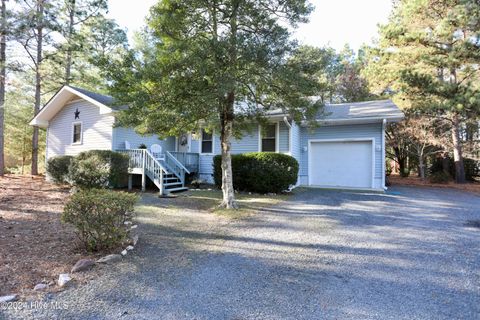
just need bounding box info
[71,259,95,273]
[132,235,139,246]
[0,294,18,303]
[126,245,134,251]
[33,283,48,291]
[57,274,71,287]
[121,249,128,256]
[96,254,122,264]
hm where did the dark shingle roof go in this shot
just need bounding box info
[267,99,403,122]
[69,86,127,110]
[319,99,404,120]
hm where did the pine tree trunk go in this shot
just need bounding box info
[418,154,425,180]
[219,95,237,209]
[31,0,44,176]
[0,0,6,176]
[393,146,407,177]
[451,112,465,183]
[64,0,75,85]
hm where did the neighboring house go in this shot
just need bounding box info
[30,85,404,194]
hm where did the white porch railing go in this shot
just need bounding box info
[118,149,197,195]
[168,151,199,173]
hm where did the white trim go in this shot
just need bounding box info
[199,129,214,155]
[71,121,83,145]
[307,138,376,189]
[30,86,115,128]
[275,122,280,153]
[45,126,49,164]
[382,119,386,190]
[258,122,279,153]
[283,117,292,155]
[300,116,404,126]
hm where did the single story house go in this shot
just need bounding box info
[30,85,404,194]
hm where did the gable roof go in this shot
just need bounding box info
[68,86,115,107]
[30,85,122,128]
[267,99,404,124]
[320,100,403,122]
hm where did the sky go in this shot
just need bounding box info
[107,0,393,52]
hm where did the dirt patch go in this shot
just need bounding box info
[0,175,99,298]
[389,175,480,194]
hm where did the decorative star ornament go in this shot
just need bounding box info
[74,108,80,119]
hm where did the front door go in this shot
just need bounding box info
[177,133,190,152]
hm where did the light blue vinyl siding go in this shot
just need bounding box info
[197,134,221,180]
[112,127,175,151]
[46,100,114,159]
[290,121,301,185]
[290,121,301,162]
[298,123,383,189]
[231,131,259,153]
[197,121,291,182]
[279,121,289,153]
[190,138,199,154]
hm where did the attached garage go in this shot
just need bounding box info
[308,139,374,189]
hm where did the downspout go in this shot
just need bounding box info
[382,118,387,190]
[283,116,292,155]
[283,116,298,191]
[45,126,49,178]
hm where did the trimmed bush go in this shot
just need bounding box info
[46,155,73,183]
[62,189,139,251]
[68,150,129,189]
[213,152,298,193]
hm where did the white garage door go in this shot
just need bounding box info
[309,140,373,189]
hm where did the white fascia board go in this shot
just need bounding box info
[300,116,404,126]
[29,118,49,128]
[30,86,114,127]
[64,87,114,114]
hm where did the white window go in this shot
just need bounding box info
[260,123,277,152]
[72,122,82,144]
[201,129,213,154]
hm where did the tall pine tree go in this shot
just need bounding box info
[108,0,323,208]
[365,0,480,183]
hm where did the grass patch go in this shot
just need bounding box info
[176,189,290,218]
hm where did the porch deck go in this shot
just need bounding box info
[118,149,199,195]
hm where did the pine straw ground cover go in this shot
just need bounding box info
[0,175,99,298]
[389,174,480,194]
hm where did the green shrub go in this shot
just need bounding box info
[46,155,73,183]
[68,150,129,189]
[400,168,410,177]
[62,189,139,251]
[213,152,298,193]
[429,171,451,184]
[430,156,479,182]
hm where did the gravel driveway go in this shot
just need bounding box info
[3,186,480,320]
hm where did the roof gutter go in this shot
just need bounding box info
[283,116,292,129]
[300,115,404,126]
[382,118,387,191]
